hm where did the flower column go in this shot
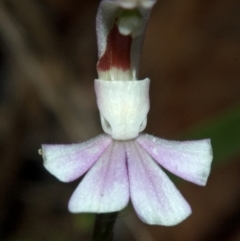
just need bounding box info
[95,0,156,141]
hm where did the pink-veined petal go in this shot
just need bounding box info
[68,141,129,213]
[137,134,213,186]
[42,134,112,182]
[126,141,191,226]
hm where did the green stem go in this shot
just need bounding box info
[92,212,119,241]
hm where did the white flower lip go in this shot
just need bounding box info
[94,78,150,140]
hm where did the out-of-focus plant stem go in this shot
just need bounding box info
[92,212,119,241]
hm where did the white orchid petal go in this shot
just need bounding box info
[42,134,112,182]
[137,134,213,186]
[68,142,129,213]
[126,141,191,226]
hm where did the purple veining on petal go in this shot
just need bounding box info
[68,141,129,213]
[137,134,213,186]
[125,141,191,226]
[42,134,112,182]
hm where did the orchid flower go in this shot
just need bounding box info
[40,0,213,226]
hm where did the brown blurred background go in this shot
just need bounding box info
[0,0,240,240]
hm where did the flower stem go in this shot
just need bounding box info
[92,212,119,241]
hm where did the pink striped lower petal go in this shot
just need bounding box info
[137,134,213,186]
[68,141,129,213]
[42,134,112,182]
[126,141,191,226]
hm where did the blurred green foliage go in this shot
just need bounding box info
[73,214,95,234]
[181,103,240,167]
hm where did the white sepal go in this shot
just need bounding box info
[96,1,156,78]
[95,78,150,140]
